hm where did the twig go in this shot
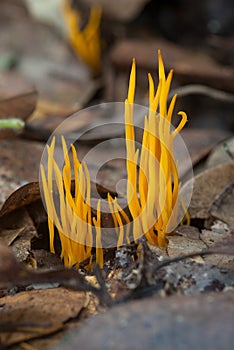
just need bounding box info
[169,84,234,102]
[152,247,234,274]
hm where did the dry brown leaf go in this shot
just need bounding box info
[166,226,204,259]
[0,227,24,246]
[179,129,233,178]
[0,71,37,119]
[0,139,43,208]
[0,207,38,264]
[0,243,112,306]
[200,229,234,269]
[0,288,86,347]
[167,234,206,258]
[181,162,234,219]
[0,179,118,219]
[111,38,234,91]
[0,182,41,218]
[206,136,234,168]
[24,78,100,141]
[209,182,234,228]
[0,179,121,261]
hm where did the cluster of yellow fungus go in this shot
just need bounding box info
[40,137,103,268]
[123,51,187,247]
[63,0,102,75]
[40,50,187,268]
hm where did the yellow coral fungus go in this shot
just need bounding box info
[40,136,103,268]
[40,50,188,269]
[124,50,187,247]
[63,0,102,74]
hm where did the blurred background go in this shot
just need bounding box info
[0,0,234,139]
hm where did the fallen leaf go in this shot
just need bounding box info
[24,77,101,141]
[206,136,234,168]
[0,227,24,246]
[0,71,37,119]
[179,129,233,178]
[167,225,205,258]
[0,178,118,218]
[0,243,112,306]
[0,288,86,347]
[175,225,200,240]
[0,207,37,263]
[0,139,44,208]
[208,182,234,228]
[167,234,206,258]
[31,249,63,269]
[200,228,234,269]
[0,182,41,218]
[181,162,234,220]
[111,38,234,91]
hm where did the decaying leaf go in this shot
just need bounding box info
[206,136,234,168]
[0,243,112,306]
[167,233,206,258]
[0,288,86,347]
[0,178,121,267]
[0,139,44,208]
[181,162,234,220]
[0,206,38,264]
[0,227,24,246]
[200,228,234,269]
[111,38,234,91]
[31,249,63,269]
[179,128,233,178]
[0,180,118,219]
[0,71,37,119]
[208,182,234,228]
[0,182,42,218]
[166,222,234,269]
[24,77,101,141]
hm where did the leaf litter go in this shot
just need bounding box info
[0,1,234,349]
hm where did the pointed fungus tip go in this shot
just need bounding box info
[41,50,188,269]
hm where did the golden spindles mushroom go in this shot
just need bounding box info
[40,50,188,269]
[63,0,102,75]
